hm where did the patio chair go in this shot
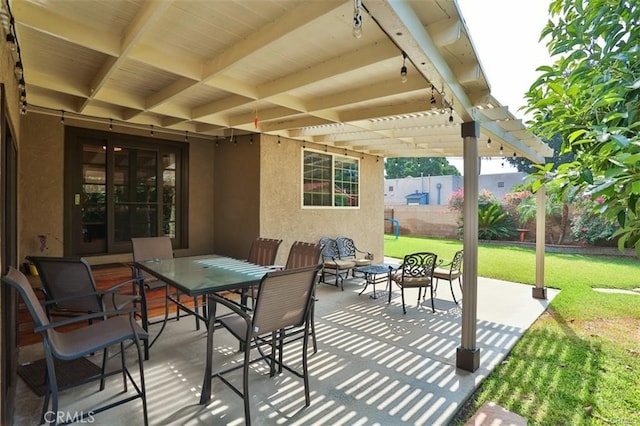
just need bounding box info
[209,264,321,425]
[336,236,373,276]
[283,241,322,352]
[2,267,148,426]
[238,237,283,306]
[433,249,463,304]
[319,237,356,291]
[391,252,438,313]
[27,256,140,320]
[131,236,203,358]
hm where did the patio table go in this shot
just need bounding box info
[355,263,398,300]
[134,254,273,404]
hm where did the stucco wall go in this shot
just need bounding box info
[17,113,216,264]
[385,205,458,239]
[259,134,385,266]
[213,134,260,259]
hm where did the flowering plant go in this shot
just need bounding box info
[570,194,618,245]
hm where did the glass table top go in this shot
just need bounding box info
[135,254,273,296]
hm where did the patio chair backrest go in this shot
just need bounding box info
[3,267,51,331]
[450,249,464,274]
[247,237,282,266]
[28,256,103,313]
[319,237,339,259]
[284,241,322,270]
[400,252,438,280]
[336,236,356,258]
[252,264,322,335]
[131,236,174,281]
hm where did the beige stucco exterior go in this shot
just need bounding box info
[13,115,385,266]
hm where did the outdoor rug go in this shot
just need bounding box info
[17,357,102,397]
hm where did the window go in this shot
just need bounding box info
[497,181,505,188]
[65,127,188,255]
[303,150,359,207]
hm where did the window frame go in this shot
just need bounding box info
[301,149,360,209]
[64,127,189,255]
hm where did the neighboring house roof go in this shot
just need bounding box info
[3,0,551,162]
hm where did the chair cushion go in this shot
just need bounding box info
[323,259,356,269]
[391,272,430,287]
[433,268,461,280]
[354,258,372,266]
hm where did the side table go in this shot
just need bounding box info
[355,264,397,299]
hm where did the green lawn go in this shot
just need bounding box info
[384,235,640,425]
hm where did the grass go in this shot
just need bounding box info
[384,235,640,425]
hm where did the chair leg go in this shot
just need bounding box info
[430,284,435,313]
[243,337,252,426]
[99,347,108,391]
[302,321,311,406]
[132,326,149,426]
[120,342,128,392]
[400,286,407,314]
[449,280,458,304]
[310,300,318,354]
[193,296,200,330]
[42,353,58,426]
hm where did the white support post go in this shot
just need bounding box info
[456,121,480,372]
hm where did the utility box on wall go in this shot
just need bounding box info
[406,191,429,205]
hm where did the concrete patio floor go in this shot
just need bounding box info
[15,269,558,425]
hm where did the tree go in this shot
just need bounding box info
[505,133,574,173]
[525,0,640,254]
[385,157,460,178]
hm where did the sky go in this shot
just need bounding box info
[448,0,552,174]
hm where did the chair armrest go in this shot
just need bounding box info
[210,293,252,319]
[41,291,103,306]
[437,258,453,267]
[33,308,137,333]
[102,277,143,294]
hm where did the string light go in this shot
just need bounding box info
[185,131,189,142]
[277,135,281,145]
[487,138,492,148]
[150,124,154,137]
[14,60,23,79]
[60,110,65,124]
[109,119,113,131]
[400,52,408,83]
[430,86,436,106]
[5,33,16,51]
[352,0,363,39]
[499,145,504,155]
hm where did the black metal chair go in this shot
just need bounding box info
[433,249,463,304]
[390,252,438,313]
[319,237,355,290]
[336,236,373,276]
[2,267,148,426]
[209,264,322,425]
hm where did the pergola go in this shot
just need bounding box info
[2,0,552,371]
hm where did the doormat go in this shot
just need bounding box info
[17,357,102,397]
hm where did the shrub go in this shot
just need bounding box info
[570,194,618,245]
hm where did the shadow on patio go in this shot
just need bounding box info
[15,273,558,425]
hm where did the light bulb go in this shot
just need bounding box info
[400,66,407,83]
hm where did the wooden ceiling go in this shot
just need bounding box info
[3,0,551,161]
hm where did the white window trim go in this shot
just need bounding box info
[301,148,360,209]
